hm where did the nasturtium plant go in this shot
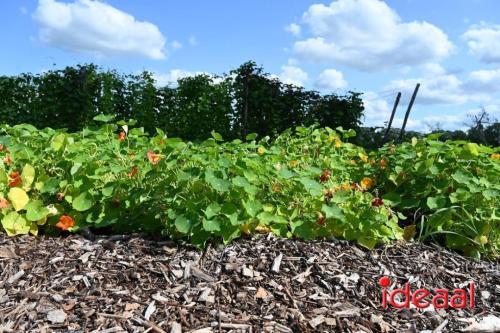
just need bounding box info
[0,121,498,258]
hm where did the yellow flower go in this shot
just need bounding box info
[241,223,252,235]
[290,160,298,168]
[361,177,374,189]
[340,183,351,191]
[273,183,281,193]
[335,138,342,148]
[255,224,271,233]
[257,147,266,155]
[349,159,357,165]
[359,153,368,163]
[475,235,488,245]
[491,153,500,160]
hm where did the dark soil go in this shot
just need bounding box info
[0,233,498,332]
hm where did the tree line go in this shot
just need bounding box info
[0,61,497,147]
[0,62,364,141]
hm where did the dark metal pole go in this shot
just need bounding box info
[398,83,420,142]
[381,92,401,145]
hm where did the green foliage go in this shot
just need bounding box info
[0,122,498,258]
[0,62,364,141]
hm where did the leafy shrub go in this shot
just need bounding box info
[0,118,498,258]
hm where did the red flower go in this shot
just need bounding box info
[127,166,139,177]
[316,213,326,225]
[118,132,126,141]
[319,169,331,183]
[371,198,384,207]
[56,215,75,231]
[8,171,21,187]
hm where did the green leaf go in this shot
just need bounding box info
[51,134,66,151]
[427,196,446,210]
[204,202,221,219]
[25,200,50,221]
[21,164,35,190]
[382,192,402,206]
[299,177,323,196]
[232,176,250,187]
[93,114,115,122]
[278,168,295,179]
[0,169,7,185]
[205,171,230,192]
[175,215,192,234]
[1,211,31,236]
[321,204,344,219]
[452,170,471,184]
[257,212,287,225]
[243,199,262,217]
[466,143,479,156]
[72,192,94,211]
[245,133,257,141]
[210,131,223,141]
[357,236,377,250]
[202,218,221,232]
[8,188,29,211]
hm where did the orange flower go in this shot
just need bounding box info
[8,171,21,187]
[360,177,374,189]
[340,183,351,191]
[0,197,9,209]
[118,132,126,141]
[379,158,388,169]
[0,144,3,151]
[127,166,139,177]
[3,154,12,165]
[273,183,281,193]
[56,215,75,231]
[491,153,500,159]
[147,150,162,165]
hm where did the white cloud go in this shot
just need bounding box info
[279,64,309,86]
[315,68,347,90]
[385,75,468,105]
[154,69,207,86]
[285,23,301,36]
[362,92,470,132]
[362,91,392,126]
[381,64,493,106]
[465,69,500,92]
[462,24,500,63]
[293,0,453,71]
[33,0,166,59]
[171,40,183,50]
[188,36,198,46]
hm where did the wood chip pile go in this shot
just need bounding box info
[0,234,498,332]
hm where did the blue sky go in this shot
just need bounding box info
[1,0,500,131]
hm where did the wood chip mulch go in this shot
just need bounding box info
[0,233,499,333]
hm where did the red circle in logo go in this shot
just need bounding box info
[379,276,391,287]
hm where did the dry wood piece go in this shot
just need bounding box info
[0,233,498,332]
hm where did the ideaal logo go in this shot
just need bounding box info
[379,276,475,309]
